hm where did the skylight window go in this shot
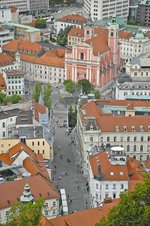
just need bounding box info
[120,172,123,175]
[110,172,114,176]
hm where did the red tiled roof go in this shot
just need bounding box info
[0,73,6,90]
[48,199,120,226]
[0,53,14,66]
[0,175,59,210]
[118,31,132,39]
[23,155,49,179]
[8,142,36,159]
[3,40,42,55]
[11,7,18,13]
[128,179,144,191]
[0,153,13,165]
[146,158,150,169]
[68,27,84,37]
[58,14,87,24]
[146,31,150,39]
[34,102,46,122]
[89,151,128,181]
[79,99,150,132]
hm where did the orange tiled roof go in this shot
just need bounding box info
[0,175,59,210]
[0,53,14,66]
[118,31,132,39]
[34,101,46,122]
[146,158,150,169]
[48,199,120,226]
[146,31,150,39]
[23,155,49,179]
[0,73,6,90]
[89,151,128,181]
[21,50,65,68]
[11,7,18,13]
[0,153,13,165]
[58,14,87,24]
[68,27,84,38]
[8,142,36,159]
[128,179,144,191]
[3,40,42,55]
[126,103,134,110]
[85,33,109,55]
[79,99,150,132]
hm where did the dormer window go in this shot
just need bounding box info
[124,126,127,132]
[140,125,144,132]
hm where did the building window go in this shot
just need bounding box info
[140,145,143,152]
[3,132,5,138]
[120,137,123,142]
[113,193,116,199]
[43,141,45,145]
[90,137,93,143]
[105,193,109,198]
[134,136,137,142]
[100,137,103,142]
[96,193,98,199]
[38,141,40,146]
[44,210,48,216]
[38,150,40,154]
[114,137,117,142]
[111,32,113,37]
[127,136,130,142]
[140,155,143,161]
[134,145,136,152]
[53,201,56,206]
[105,184,109,190]
[53,210,56,215]
[2,122,5,128]
[141,136,144,142]
[81,52,84,60]
[113,184,116,189]
[96,183,98,189]
[147,145,150,151]
[127,145,130,152]
[121,184,124,189]
[45,202,48,208]
[32,142,34,146]
[87,30,89,34]
[43,150,45,154]
[6,211,9,217]
[107,137,110,142]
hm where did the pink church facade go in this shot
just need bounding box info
[65,17,124,88]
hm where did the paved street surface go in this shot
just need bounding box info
[50,89,91,214]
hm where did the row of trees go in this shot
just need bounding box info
[64,79,100,99]
[0,93,22,105]
[68,103,77,127]
[32,83,52,112]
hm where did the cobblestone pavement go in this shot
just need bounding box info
[51,98,91,214]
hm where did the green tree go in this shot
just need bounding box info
[43,83,52,112]
[78,79,94,94]
[96,174,150,226]
[3,96,11,105]
[32,83,41,102]
[49,0,54,6]
[127,19,137,25]
[0,92,6,104]
[56,26,72,46]
[68,104,73,117]
[94,90,100,99]
[11,94,22,104]
[35,18,47,29]
[64,80,75,93]
[8,199,45,225]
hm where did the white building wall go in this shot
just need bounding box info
[6,74,25,97]
[0,6,12,23]
[0,60,20,73]
[55,21,82,35]
[89,164,128,207]
[84,0,129,21]
[0,0,30,12]
[0,30,14,48]
[0,116,17,140]
[21,60,65,84]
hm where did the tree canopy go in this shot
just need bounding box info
[32,83,41,102]
[43,83,52,112]
[56,26,72,46]
[35,18,47,29]
[94,90,100,99]
[64,79,75,93]
[0,92,22,105]
[78,79,94,94]
[96,174,150,226]
[8,199,45,226]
